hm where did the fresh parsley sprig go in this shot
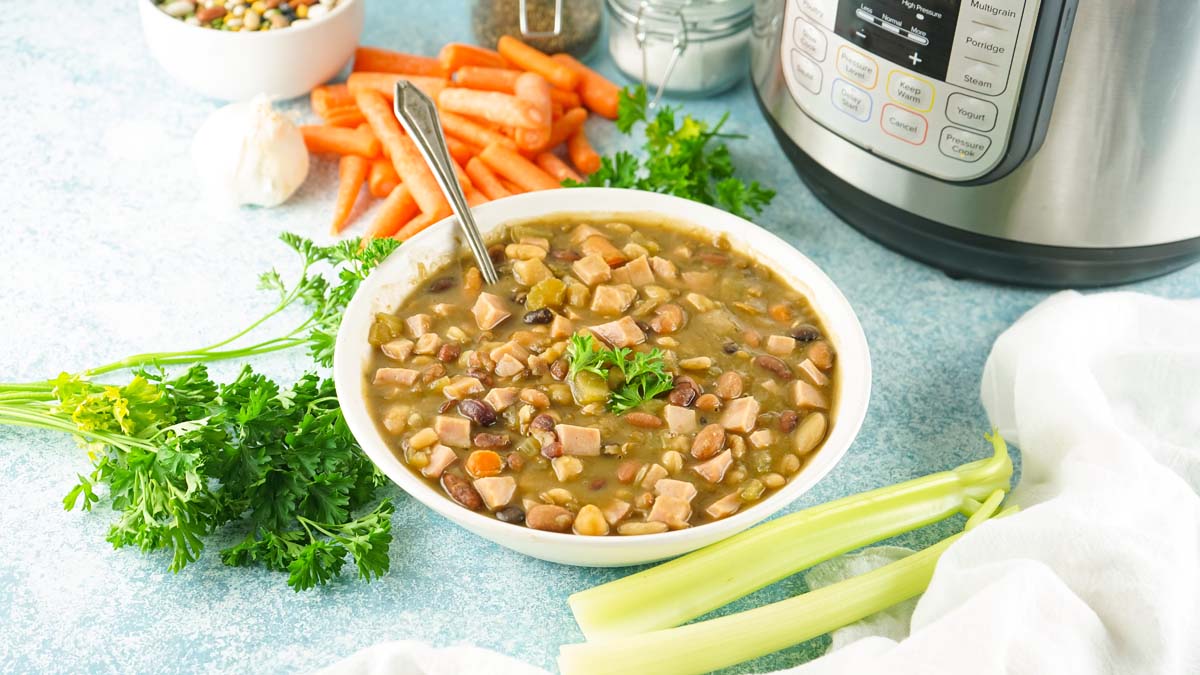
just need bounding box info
[565,335,674,414]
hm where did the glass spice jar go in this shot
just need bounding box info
[472,0,603,59]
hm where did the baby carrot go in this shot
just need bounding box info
[452,65,521,92]
[438,88,547,130]
[332,155,369,234]
[353,47,446,77]
[347,72,449,101]
[498,177,525,195]
[445,135,478,164]
[368,184,420,239]
[300,125,380,157]
[549,87,582,109]
[513,72,553,150]
[368,158,401,199]
[536,107,588,154]
[466,157,511,201]
[497,36,580,91]
[394,206,450,241]
[439,43,508,72]
[355,89,448,215]
[551,53,619,120]
[440,110,517,150]
[479,142,562,192]
[311,83,355,117]
[536,152,582,183]
[567,127,601,174]
[321,105,367,128]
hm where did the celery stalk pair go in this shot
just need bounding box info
[558,433,1015,675]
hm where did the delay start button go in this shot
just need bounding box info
[939,126,992,162]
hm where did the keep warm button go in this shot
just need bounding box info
[880,104,927,145]
[939,126,992,162]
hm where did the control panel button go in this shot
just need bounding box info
[831,79,872,122]
[886,71,934,112]
[948,60,1006,95]
[946,93,998,132]
[836,46,878,89]
[796,0,837,30]
[959,0,1024,33]
[962,28,1012,61]
[939,126,992,162]
[790,50,823,94]
[880,104,928,145]
[793,19,827,61]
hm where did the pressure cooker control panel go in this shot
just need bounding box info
[781,0,1041,181]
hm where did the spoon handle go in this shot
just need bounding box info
[392,81,499,285]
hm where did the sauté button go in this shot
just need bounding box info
[880,104,928,144]
[790,50,823,94]
[836,46,878,89]
[831,79,872,122]
[793,19,827,61]
[946,93,998,132]
[886,71,935,112]
[939,126,992,162]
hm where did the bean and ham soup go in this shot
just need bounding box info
[365,215,837,536]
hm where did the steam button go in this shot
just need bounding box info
[939,126,992,162]
[946,93,997,132]
[793,19,827,61]
[831,79,872,122]
[790,50,823,95]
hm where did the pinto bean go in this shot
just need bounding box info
[465,367,493,388]
[625,412,663,428]
[648,303,685,334]
[526,504,575,532]
[427,277,455,293]
[441,473,483,511]
[540,441,564,459]
[549,358,569,381]
[808,340,835,369]
[695,393,721,412]
[790,324,822,342]
[520,389,551,409]
[437,343,461,363]
[474,433,510,449]
[421,363,447,383]
[691,423,726,459]
[754,354,794,380]
[458,399,498,426]
[667,376,700,407]
[714,371,743,399]
[616,460,641,483]
[530,413,557,432]
[779,410,800,433]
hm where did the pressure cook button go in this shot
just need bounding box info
[836,46,878,89]
[946,93,998,132]
[793,19,827,61]
[790,50,823,94]
[886,71,934,112]
[796,0,837,30]
[831,79,872,122]
[880,104,928,145]
[939,126,992,162]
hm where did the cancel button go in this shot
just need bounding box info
[939,126,992,162]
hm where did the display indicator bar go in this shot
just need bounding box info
[855,7,930,46]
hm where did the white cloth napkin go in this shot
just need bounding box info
[321,291,1200,675]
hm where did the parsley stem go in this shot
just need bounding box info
[0,382,55,392]
[0,404,155,450]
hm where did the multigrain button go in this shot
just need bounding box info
[946,93,997,131]
[796,0,837,30]
[886,71,934,112]
[836,46,878,89]
[790,50,823,94]
[793,19,827,61]
[939,126,992,162]
[960,0,1023,32]
[880,104,928,144]
[831,79,872,122]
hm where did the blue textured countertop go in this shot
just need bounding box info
[1,2,1197,673]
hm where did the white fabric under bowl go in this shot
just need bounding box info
[333,188,872,566]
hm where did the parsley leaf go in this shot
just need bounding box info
[564,335,674,413]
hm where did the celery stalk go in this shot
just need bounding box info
[568,433,1012,639]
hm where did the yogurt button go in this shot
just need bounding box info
[946,93,998,132]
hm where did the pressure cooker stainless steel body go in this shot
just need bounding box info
[752,0,1200,286]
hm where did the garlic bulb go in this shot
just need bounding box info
[191,95,309,207]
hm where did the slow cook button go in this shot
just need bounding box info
[793,19,827,61]
[790,50,823,94]
[796,0,837,30]
[886,71,935,112]
[946,92,998,131]
[836,46,878,89]
[939,126,992,162]
[880,104,928,145]
[831,79,872,122]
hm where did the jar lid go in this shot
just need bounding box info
[606,0,754,40]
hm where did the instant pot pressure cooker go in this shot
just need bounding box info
[752,0,1200,286]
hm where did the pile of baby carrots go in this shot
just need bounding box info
[301,37,619,240]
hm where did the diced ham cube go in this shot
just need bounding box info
[591,316,646,348]
[556,424,601,456]
[373,367,419,386]
[640,463,668,489]
[790,380,829,410]
[654,478,698,502]
[472,293,511,330]
[590,284,637,316]
[663,404,697,434]
[647,495,692,529]
[748,429,773,448]
[513,258,553,286]
[602,499,632,525]
[406,314,432,338]
[494,353,526,378]
[483,387,520,412]
[681,270,717,289]
[473,476,516,510]
[649,256,678,280]
[570,223,605,245]
[580,235,627,266]
[414,332,442,355]
[421,444,458,478]
[490,340,531,365]
[572,254,612,286]
[693,449,733,483]
[442,376,484,400]
[623,256,655,286]
[434,415,472,448]
[798,359,829,387]
[380,339,414,361]
[720,396,760,434]
[705,491,742,519]
[609,265,631,285]
[549,314,573,339]
[765,335,796,356]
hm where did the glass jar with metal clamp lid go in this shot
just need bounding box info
[472,0,603,59]
[606,0,753,101]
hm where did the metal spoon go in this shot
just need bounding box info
[392,81,499,285]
